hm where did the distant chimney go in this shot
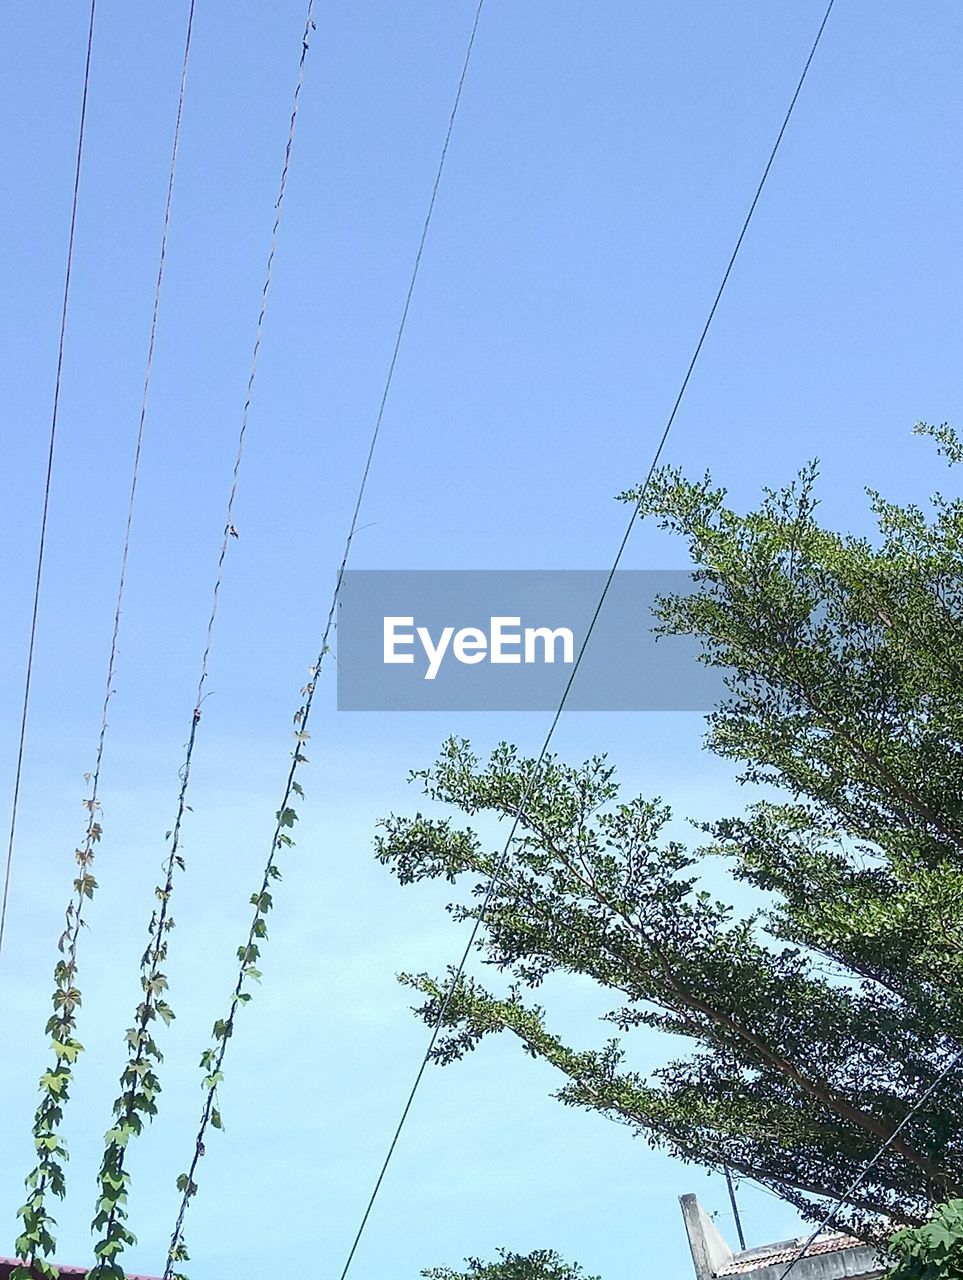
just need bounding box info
[680,1194,735,1280]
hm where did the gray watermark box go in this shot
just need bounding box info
[336,570,728,712]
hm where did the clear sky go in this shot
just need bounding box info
[2,3,961,1278]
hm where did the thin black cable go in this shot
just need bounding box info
[9,7,198,1271]
[325,0,486,614]
[90,4,316,1268]
[776,1051,963,1280]
[337,5,837,1276]
[97,0,197,807]
[161,4,486,1273]
[0,0,97,965]
[59,0,196,1008]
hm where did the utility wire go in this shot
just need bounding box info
[12,8,196,1271]
[90,3,317,1270]
[162,3,485,1274]
[336,4,837,1276]
[776,1051,963,1280]
[61,0,197,1004]
[96,0,197,822]
[325,0,486,592]
[0,0,97,965]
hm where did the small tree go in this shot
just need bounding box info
[378,427,963,1242]
[422,1248,601,1280]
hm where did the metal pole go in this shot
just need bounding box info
[724,1165,747,1251]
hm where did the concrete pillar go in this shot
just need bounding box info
[681,1194,735,1280]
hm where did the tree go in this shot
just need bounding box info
[377,425,963,1244]
[422,1248,601,1280]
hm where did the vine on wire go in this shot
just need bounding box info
[162,663,322,1280]
[13,3,195,1272]
[86,714,197,1280]
[88,3,315,1267]
[11,789,101,1280]
[9,0,97,1267]
[162,1,485,1266]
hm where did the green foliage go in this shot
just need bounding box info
[13,794,102,1273]
[889,1201,963,1278]
[87,706,198,1278]
[161,669,319,1279]
[378,428,963,1242]
[10,1260,59,1280]
[914,420,963,466]
[422,1248,600,1280]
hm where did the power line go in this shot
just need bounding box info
[62,0,197,1014]
[0,0,97,965]
[326,0,486,592]
[90,4,318,1271]
[776,1051,963,1280]
[10,7,197,1269]
[11,6,198,1273]
[336,4,838,1276]
[161,3,486,1273]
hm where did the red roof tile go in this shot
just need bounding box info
[0,1262,160,1280]
[718,1234,875,1275]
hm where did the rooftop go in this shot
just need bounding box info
[0,1262,160,1280]
[681,1195,887,1280]
[717,1231,884,1277]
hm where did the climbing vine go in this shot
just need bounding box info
[12,3,195,1272]
[11,794,101,1280]
[86,714,195,1280]
[85,3,315,1269]
[162,667,319,1280]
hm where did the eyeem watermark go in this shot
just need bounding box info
[384,616,575,680]
[337,570,728,712]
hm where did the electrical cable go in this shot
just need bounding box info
[776,1051,963,1280]
[336,4,837,1276]
[89,4,318,1270]
[161,4,486,1274]
[51,0,197,1040]
[0,0,97,965]
[11,7,198,1273]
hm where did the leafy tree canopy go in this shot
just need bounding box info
[422,1247,600,1280]
[378,425,963,1244]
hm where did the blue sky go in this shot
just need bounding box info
[1,2,961,1278]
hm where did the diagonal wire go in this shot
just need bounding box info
[161,3,486,1273]
[150,0,315,1012]
[90,2,318,1267]
[10,7,198,1271]
[776,1051,963,1280]
[336,3,837,1276]
[323,0,486,601]
[146,0,314,1107]
[95,0,198,826]
[64,0,197,988]
[0,0,97,965]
